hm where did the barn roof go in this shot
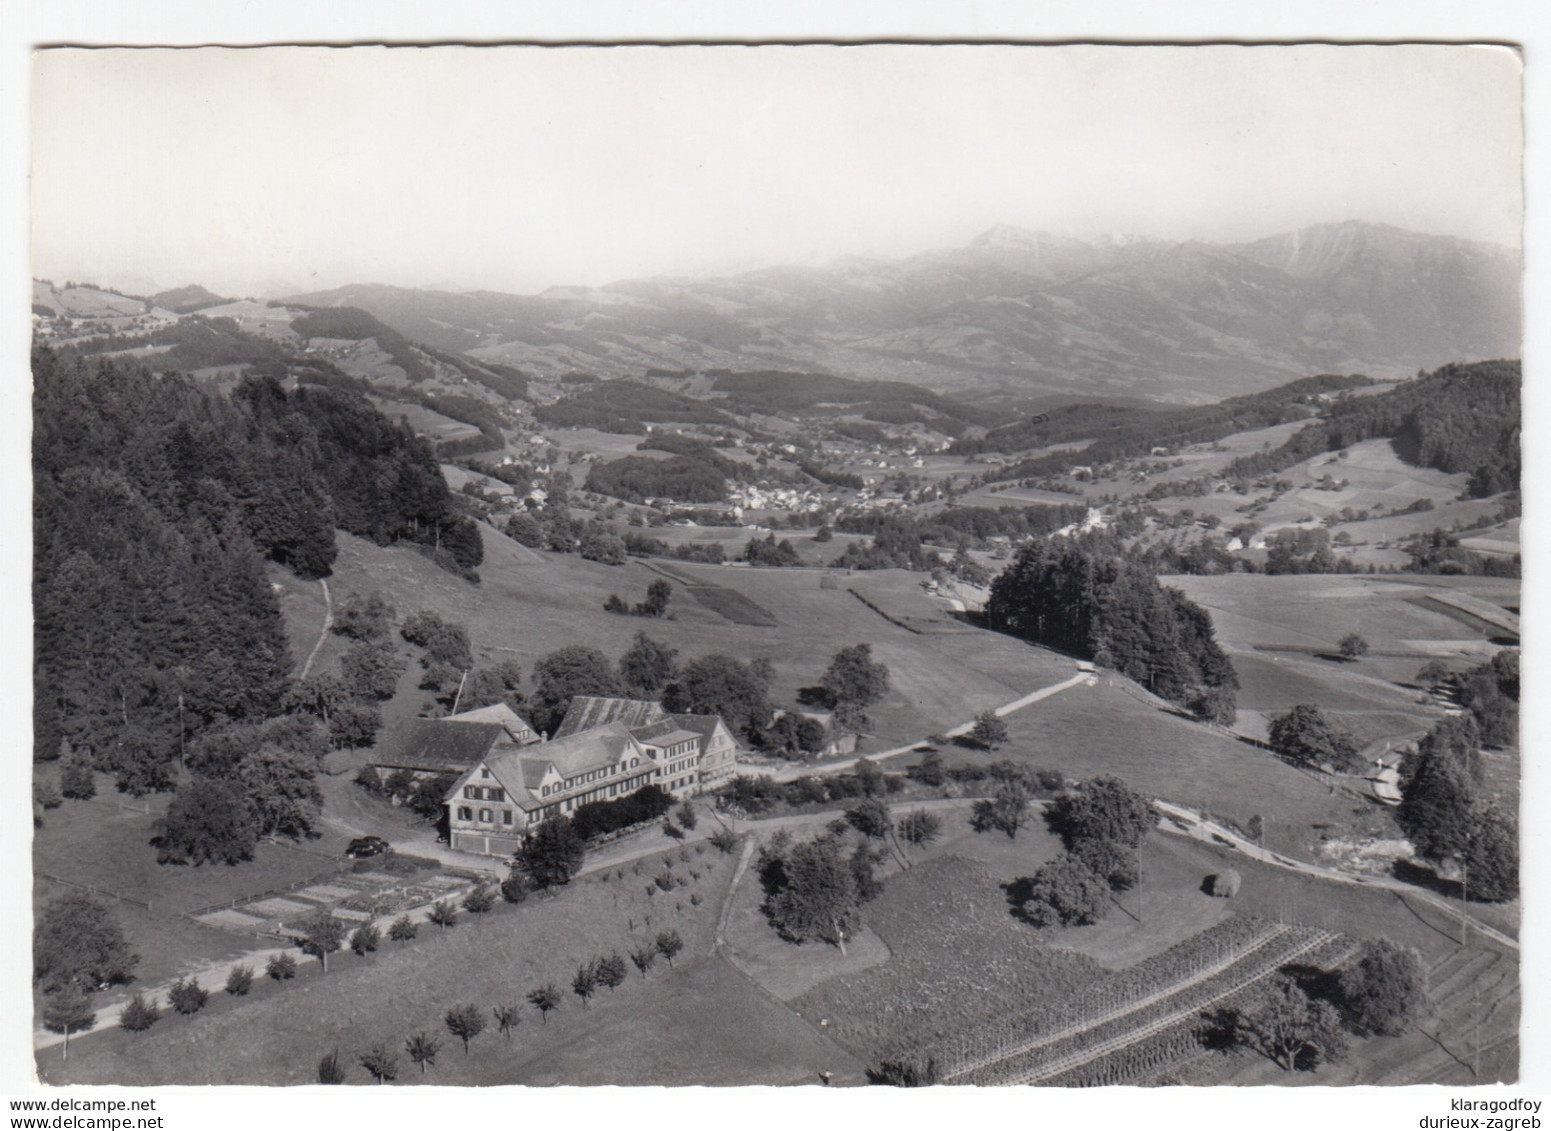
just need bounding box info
[373,718,509,772]
[553,696,665,738]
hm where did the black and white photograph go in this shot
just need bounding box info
[7,7,1543,1118]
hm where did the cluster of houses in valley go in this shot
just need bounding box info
[367,697,740,857]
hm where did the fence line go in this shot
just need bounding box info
[36,872,153,912]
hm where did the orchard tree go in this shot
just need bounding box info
[1339,939,1427,1036]
[571,962,599,1008]
[388,915,418,944]
[630,944,657,978]
[405,1032,441,1075]
[970,710,1009,750]
[897,809,942,861]
[1267,705,1362,773]
[358,1042,398,1084]
[528,983,562,1023]
[494,1004,522,1040]
[444,1004,486,1055]
[34,893,138,993]
[655,929,685,966]
[428,899,459,931]
[596,952,628,991]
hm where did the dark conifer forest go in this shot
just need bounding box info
[31,348,481,797]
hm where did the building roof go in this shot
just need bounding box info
[553,696,666,738]
[482,721,645,813]
[374,718,509,772]
[443,702,539,744]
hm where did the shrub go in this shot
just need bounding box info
[317,1049,347,1084]
[428,899,459,930]
[168,976,209,1015]
[119,992,160,1033]
[388,915,419,944]
[225,964,254,996]
[1020,854,1110,927]
[463,885,497,914]
[501,867,531,904]
[266,953,297,980]
[350,922,380,956]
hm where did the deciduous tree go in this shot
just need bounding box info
[406,1032,441,1074]
[41,986,95,1060]
[528,983,561,1023]
[1234,977,1348,1072]
[1339,939,1427,1036]
[296,910,346,972]
[1267,705,1362,773]
[34,893,138,993]
[1045,775,1158,849]
[516,815,587,889]
[444,1004,486,1055]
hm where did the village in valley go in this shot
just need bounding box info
[25,44,1524,1097]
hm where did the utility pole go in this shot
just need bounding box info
[450,669,469,715]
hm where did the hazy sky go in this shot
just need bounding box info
[31,44,1523,297]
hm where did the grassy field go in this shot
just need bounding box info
[304,529,1077,749]
[40,841,777,1085]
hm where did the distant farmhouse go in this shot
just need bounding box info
[370,697,740,857]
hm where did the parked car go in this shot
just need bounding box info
[346,836,390,858]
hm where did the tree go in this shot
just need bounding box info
[444,1004,486,1055]
[1338,633,1370,660]
[971,781,1030,840]
[225,964,254,996]
[530,645,624,735]
[358,1041,399,1084]
[168,976,209,1014]
[388,915,418,944]
[500,865,531,905]
[332,591,396,642]
[239,742,323,840]
[1267,705,1362,773]
[406,1031,442,1075]
[1339,939,1427,1036]
[820,644,890,722]
[340,640,407,702]
[494,1003,522,1040]
[1045,775,1158,850]
[528,983,562,1023]
[153,776,257,865]
[970,710,1009,750]
[663,654,771,740]
[1397,720,1479,862]
[867,1058,939,1086]
[655,929,685,966]
[1462,806,1519,902]
[636,579,673,618]
[571,961,599,1008]
[317,1049,348,1084]
[41,985,95,1060]
[350,922,380,956]
[59,752,96,800]
[631,944,657,978]
[897,809,942,860]
[428,899,459,931]
[618,632,679,696]
[1020,854,1110,927]
[762,836,860,953]
[296,910,346,972]
[1234,977,1348,1072]
[463,885,497,914]
[266,953,297,980]
[1071,837,1141,892]
[1416,660,1456,689]
[119,992,159,1033]
[516,815,587,889]
[708,828,740,855]
[675,800,698,831]
[400,611,473,669]
[33,893,138,993]
[596,952,628,991]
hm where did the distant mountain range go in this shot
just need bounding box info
[284,221,1520,404]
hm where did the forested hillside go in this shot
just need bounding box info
[32,348,481,792]
[1222,360,1520,497]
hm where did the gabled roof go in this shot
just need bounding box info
[373,718,509,772]
[553,696,666,738]
[481,721,646,812]
[444,702,540,744]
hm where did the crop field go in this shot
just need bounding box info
[789,855,1105,1063]
[40,841,759,1086]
